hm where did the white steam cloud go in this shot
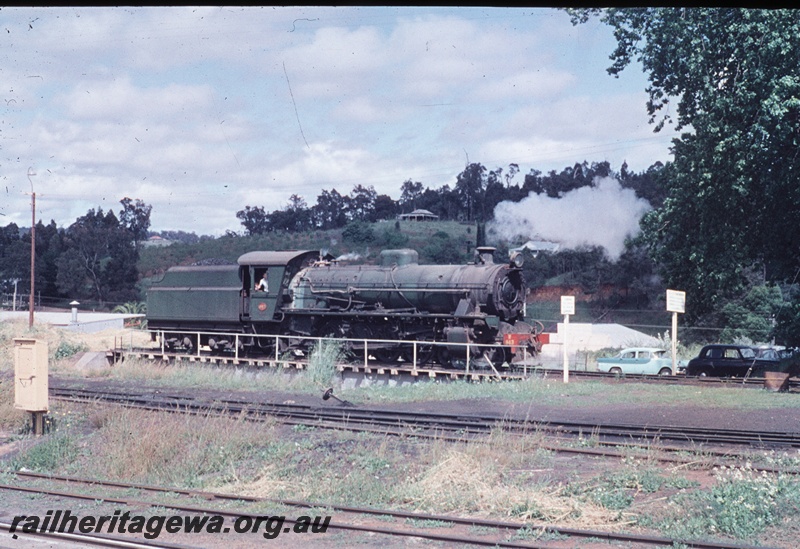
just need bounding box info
[489,177,652,260]
[336,252,363,262]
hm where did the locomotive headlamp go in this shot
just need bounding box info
[510,251,524,268]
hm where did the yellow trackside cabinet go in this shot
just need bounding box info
[13,338,49,412]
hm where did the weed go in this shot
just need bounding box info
[0,379,28,431]
[650,465,800,540]
[402,446,621,525]
[591,486,635,510]
[53,340,88,360]
[10,432,79,471]
[405,518,453,529]
[570,464,679,512]
[373,514,397,522]
[468,525,498,536]
[508,526,567,542]
[306,340,342,387]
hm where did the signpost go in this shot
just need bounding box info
[561,295,575,383]
[666,289,686,375]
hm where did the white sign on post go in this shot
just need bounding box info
[666,289,686,376]
[666,289,686,313]
[560,296,575,384]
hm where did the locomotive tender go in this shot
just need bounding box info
[146,247,543,366]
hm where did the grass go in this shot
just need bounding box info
[0,377,28,431]
[52,342,800,411]
[357,376,800,410]
[41,351,800,419]
[3,398,800,547]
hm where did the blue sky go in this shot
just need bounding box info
[0,6,680,237]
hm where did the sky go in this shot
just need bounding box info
[0,6,681,243]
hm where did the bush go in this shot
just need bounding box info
[342,221,375,245]
[53,340,88,360]
[379,228,409,248]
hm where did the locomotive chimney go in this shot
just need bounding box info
[475,246,496,264]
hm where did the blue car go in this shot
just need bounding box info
[596,347,678,376]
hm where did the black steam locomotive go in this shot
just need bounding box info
[146,247,543,367]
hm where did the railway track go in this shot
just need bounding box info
[50,382,800,449]
[110,346,800,389]
[1,471,770,549]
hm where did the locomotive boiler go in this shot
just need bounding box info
[146,247,543,367]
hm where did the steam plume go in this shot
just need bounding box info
[489,177,651,260]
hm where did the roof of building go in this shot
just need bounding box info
[399,209,439,218]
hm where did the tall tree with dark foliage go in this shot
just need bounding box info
[572,8,800,326]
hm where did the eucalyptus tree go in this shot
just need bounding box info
[348,184,378,222]
[56,208,138,305]
[312,189,348,230]
[454,162,487,222]
[235,205,269,235]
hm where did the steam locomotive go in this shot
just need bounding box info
[146,247,543,367]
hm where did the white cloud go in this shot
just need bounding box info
[0,7,676,236]
[60,77,215,121]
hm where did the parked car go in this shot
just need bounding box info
[596,347,677,376]
[685,344,779,377]
[754,346,800,376]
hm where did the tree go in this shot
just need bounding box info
[399,180,424,211]
[572,9,800,321]
[348,184,378,222]
[484,167,508,217]
[119,197,152,247]
[619,161,667,208]
[57,208,138,305]
[236,205,269,236]
[718,285,782,344]
[373,194,398,221]
[312,189,348,230]
[454,163,487,222]
[284,194,313,232]
[0,224,25,292]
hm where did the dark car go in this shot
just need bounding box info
[685,344,777,377]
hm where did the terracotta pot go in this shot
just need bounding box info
[764,371,791,392]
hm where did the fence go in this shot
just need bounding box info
[128,328,539,376]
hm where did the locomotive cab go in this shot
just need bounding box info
[237,250,321,325]
[246,266,279,322]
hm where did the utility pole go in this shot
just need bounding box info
[28,167,36,328]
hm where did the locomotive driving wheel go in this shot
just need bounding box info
[369,324,402,364]
[482,345,510,368]
[317,320,356,361]
[436,346,467,369]
[372,346,402,364]
[400,342,434,366]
